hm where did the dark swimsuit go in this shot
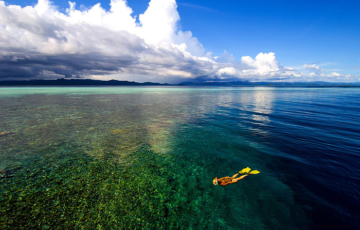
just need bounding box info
[219,177,233,185]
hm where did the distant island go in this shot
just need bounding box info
[0,78,170,86]
[178,81,360,87]
[1,78,360,87]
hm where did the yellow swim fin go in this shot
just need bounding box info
[239,167,251,174]
[249,170,260,175]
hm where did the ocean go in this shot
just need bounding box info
[0,87,359,229]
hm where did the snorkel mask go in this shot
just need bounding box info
[213,178,218,185]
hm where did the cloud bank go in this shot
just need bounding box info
[0,0,357,82]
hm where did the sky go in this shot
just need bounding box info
[0,0,359,83]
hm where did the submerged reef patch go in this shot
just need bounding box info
[0,146,226,229]
[0,144,308,229]
[0,131,11,137]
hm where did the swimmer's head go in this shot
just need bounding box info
[213,177,218,185]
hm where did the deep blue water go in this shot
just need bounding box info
[209,88,360,229]
[0,87,359,229]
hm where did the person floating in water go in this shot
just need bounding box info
[213,167,260,186]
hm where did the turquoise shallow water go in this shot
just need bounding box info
[0,87,359,229]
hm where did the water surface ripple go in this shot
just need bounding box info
[0,87,359,229]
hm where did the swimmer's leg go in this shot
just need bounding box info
[232,174,249,182]
[231,173,239,178]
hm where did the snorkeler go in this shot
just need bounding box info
[213,167,260,186]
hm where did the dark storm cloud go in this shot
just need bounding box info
[0,52,137,79]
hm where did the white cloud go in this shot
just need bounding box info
[173,31,205,57]
[303,64,323,74]
[217,67,237,78]
[0,0,357,82]
[0,0,217,81]
[138,0,179,45]
[309,72,317,77]
[241,52,280,75]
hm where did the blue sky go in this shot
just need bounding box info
[1,0,359,82]
[179,0,360,69]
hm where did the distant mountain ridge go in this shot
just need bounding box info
[178,81,360,87]
[1,79,360,87]
[0,79,169,86]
